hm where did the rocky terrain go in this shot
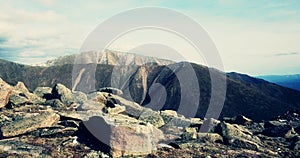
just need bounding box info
[0,78,299,157]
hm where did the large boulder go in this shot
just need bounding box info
[7,94,29,108]
[52,83,74,106]
[138,108,165,128]
[13,82,45,104]
[1,111,60,137]
[160,111,191,128]
[219,122,261,150]
[33,87,52,98]
[84,114,164,157]
[72,91,88,104]
[262,121,295,138]
[0,78,12,108]
[105,93,144,118]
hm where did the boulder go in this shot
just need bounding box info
[263,121,295,138]
[197,133,223,143]
[98,87,123,96]
[14,82,45,104]
[84,150,110,158]
[106,93,144,118]
[181,127,197,140]
[87,92,106,103]
[79,100,105,111]
[33,87,52,98]
[0,78,12,108]
[220,122,260,150]
[138,108,165,128]
[44,99,65,108]
[230,138,260,151]
[0,114,12,125]
[104,104,126,115]
[199,118,220,133]
[52,83,74,106]
[222,115,252,125]
[1,112,60,137]
[160,110,178,117]
[30,127,78,138]
[72,91,88,104]
[160,111,191,128]
[0,138,47,157]
[7,94,28,108]
[84,113,164,157]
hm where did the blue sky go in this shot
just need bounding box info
[0,0,300,75]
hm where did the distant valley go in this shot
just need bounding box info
[259,74,300,91]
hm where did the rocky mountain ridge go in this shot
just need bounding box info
[44,50,174,67]
[1,58,300,121]
[0,78,299,157]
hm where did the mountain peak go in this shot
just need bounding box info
[45,49,175,66]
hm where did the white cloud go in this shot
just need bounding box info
[36,0,55,7]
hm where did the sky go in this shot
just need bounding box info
[0,0,300,75]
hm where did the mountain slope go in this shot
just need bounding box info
[259,74,300,91]
[1,57,300,121]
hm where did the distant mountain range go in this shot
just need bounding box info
[259,74,300,91]
[44,50,174,66]
[1,51,300,121]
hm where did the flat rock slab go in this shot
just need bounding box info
[1,112,60,137]
[0,138,47,157]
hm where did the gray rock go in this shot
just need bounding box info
[104,104,126,115]
[72,91,87,104]
[197,133,223,143]
[263,121,295,138]
[30,126,78,138]
[0,78,12,108]
[52,83,74,106]
[7,94,28,108]
[44,99,65,108]
[160,112,191,128]
[13,82,45,104]
[181,127,197,140]
[0,138,47,157]
[220,122,261,150]
[222,115,252,125]
[84,150,110,158]
[33,87,52,98]
[1,112,60,137]
[0,114,12,125]
[106,93,144,118]
[98,87,123,96]
[199,118,220,133]
[139,108,165,128]
[84,113,163,157]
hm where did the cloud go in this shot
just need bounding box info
[0,36,8,44]
[36,0,55,7]
[274,52,299,56]
[0,7,64,24]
